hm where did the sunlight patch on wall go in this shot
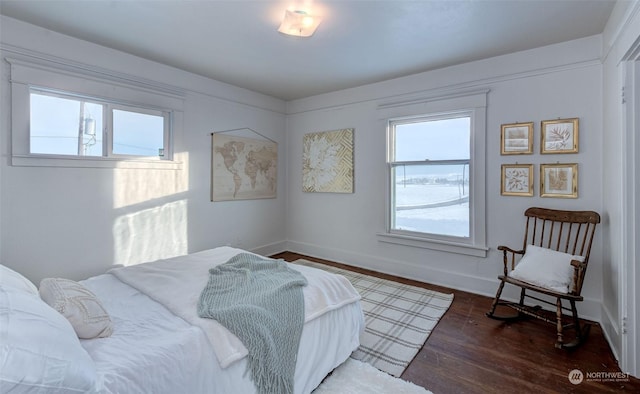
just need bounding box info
[113,152,189,209]
[113,199,188,266]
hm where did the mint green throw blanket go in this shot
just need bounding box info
[197,253,308,394]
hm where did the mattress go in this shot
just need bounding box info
[79,247,364,394]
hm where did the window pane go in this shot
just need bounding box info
[112,109,164,156]
[394,117,470,161]
[30,93,103,156]
[392,164,469,237]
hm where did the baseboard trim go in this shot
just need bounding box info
[600,303,622,362]
[251,241,288,257]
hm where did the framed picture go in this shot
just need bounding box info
[541,118,579,154]
[501,122,533,155]
[211,132,277,201]
[302,128,354,193]
[540,163,578,198]
[501,164,534,196]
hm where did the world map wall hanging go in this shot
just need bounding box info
[211,129,277,201]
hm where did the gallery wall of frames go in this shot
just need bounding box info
[500,118,579,198]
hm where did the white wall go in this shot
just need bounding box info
[0,16,288,283]
[285,35,605,321]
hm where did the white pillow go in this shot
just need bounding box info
[509,244,585,293]
[0,264,38,296]
[39,278,113,339]
[0,287,98,392]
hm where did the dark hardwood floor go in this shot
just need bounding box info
[271,251,640,394]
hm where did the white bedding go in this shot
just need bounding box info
[80,247,365,394]
[108,246,362,368]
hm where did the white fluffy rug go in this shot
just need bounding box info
[314,358,433,394]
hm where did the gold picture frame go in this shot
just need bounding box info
[541,118,579,154]
[302,128,354,193]
[540,163,578,198]
[501,164,534,196]
[501,122,533,155]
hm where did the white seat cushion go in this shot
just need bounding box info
[509,244,585,293]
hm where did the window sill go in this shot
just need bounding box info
[376,232,488,257]
[11,154,182,170]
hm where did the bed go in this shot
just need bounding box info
[0,246,365,394]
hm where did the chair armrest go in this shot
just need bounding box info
[570,259,586,269]
[497,245,525,275]
[497,245,525,255]
[570,259,587,295]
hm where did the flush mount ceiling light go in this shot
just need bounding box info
[277,10,322,37]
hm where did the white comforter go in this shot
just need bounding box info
[108,246,361,368]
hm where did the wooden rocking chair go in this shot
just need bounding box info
[486,207,600,348]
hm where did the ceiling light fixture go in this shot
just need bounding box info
[277,10,322,37]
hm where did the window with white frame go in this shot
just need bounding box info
[388,113,471,238]
[30,89,170,159]
[377,89,488,257]
[8,56,183,169]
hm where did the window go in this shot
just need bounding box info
[8,55,183,169]
[389,114,470,238]
[377,89,488,257]
[112,108,166,157]
[30,89,169,159]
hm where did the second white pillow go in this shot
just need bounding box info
[39,278,113,339]
[509,244,584,293]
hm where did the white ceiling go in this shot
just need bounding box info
[0,0,616,101]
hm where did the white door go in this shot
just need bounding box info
[622,51,639,378]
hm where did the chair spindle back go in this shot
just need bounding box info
[522,207,600,264]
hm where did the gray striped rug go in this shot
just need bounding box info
[292,259,453,377]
